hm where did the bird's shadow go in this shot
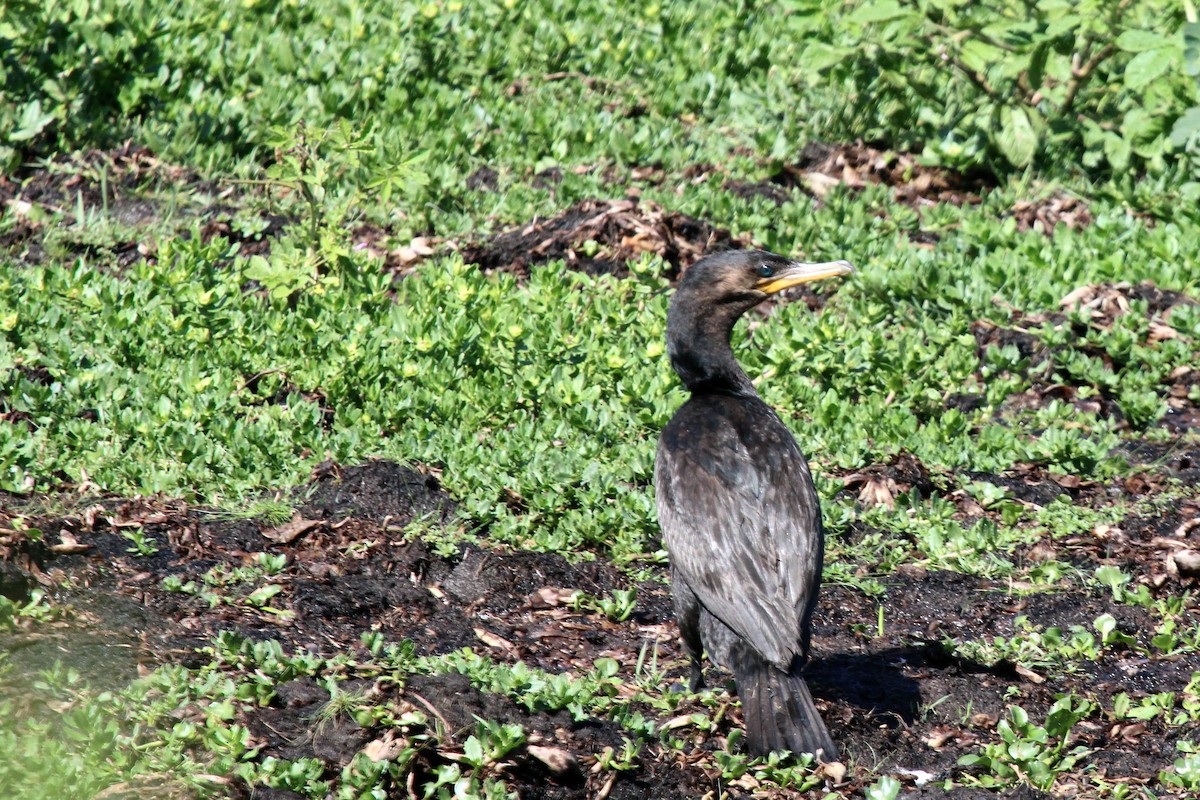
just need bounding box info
[806,647,924,726]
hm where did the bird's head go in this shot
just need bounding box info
[665,249,854,394]
[675,249,854,314]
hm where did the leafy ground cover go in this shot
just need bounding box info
[3,1,1200,798]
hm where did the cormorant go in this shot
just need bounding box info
[655,249,852,760]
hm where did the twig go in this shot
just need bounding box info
[948,53,998,99]
[233,369,284,396]
[1060,42,1114,116]
[1060,0,1132,116]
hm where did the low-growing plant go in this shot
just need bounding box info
[959,696,1095,790]
[460,720,526,772]
[946,613,1138,675]
[572,587,638,622]
[864,775,902,800]
[120,526,158,557]
[1161,740,1200,791]
[598,741,638,774]
[0,590,65,630]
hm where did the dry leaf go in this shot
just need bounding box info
[1049,473,1083,489]
[1175,518,1200,538]
[530,587,579,608]
[49,533,92,555]
[526,745,578,776]
[1027,543,1057,563]
[262,513,322,544]
[82,504,105,530]
[661,715,695,730]
[1148,322,1181,342]
[474,627,518,655]
[1014,664,1045,684]
[1115,722,1147,743]
[363,732,408,762]
[925,727,955,749]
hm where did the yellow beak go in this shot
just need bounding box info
[755,260,854,295]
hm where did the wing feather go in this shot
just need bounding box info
[655,394,823,669]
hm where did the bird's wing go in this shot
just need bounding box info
[655,403,822,669]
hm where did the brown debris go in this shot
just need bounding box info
[1009,193,1093,235]
[461,198,747,279]
[838,452,939,509]
[529,586,581,609]
[362,731,408,762]
[48,532,92,555]
[474,626,518,656]
[1059,281,1195,330]
[526,745,579,777]
[971,281,1197,429]
[773,141,987,207]
[261,513,323,544]
[1172,549,1200,579]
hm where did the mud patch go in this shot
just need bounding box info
[4,459,1200,797]
[0,141,203,214]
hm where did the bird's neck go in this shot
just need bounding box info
[667,304,757,397]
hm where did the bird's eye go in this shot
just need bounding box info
[758,264,773,278]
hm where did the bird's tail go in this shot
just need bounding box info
[733,649,837,761]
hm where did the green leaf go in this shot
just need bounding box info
[1124,47,1177,90]
[1007,740,1041,762]
[1104,132,1132,170]
[1115,30,1174,53]
[864,775,902,800]
[960,39,1006,75]
[801,42,853,72]
[10,100,56,142]
[1184,22,1200,75]
[1121,107,1156,143]
[1044,14,1082,39]
[1170,106,1200,146]
[247,584,282,606]
[849,0,910,24]
[997,106,1038,167]
[462,735,484,766]
[1027,42,1049,89]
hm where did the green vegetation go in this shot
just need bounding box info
[4,208,1197,562]
[958,697,1095,790]
[5,1,1200,207]
[2,0,1200,797]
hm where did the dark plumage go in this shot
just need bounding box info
[655,249,852,761]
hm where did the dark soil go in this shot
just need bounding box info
[0,142,203,214]
[4,456,1199,798]
[0,143,308,273]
